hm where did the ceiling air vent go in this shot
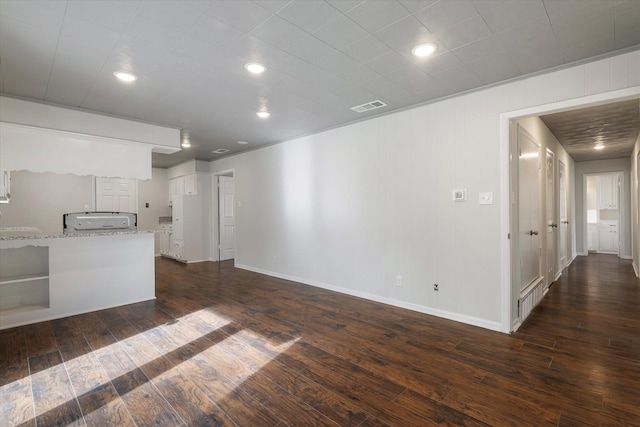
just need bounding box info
[212,149,229,154]
[350,100,387,113]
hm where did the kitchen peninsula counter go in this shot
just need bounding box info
[0,231,155,329]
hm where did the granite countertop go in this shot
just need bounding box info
[0,229,156,241]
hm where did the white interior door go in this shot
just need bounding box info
[546,149,556,285]
[96,177,137,213]
[218,176,235,261]
[518,128,542,292]
[559,161,568,270]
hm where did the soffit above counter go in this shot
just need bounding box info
[0,96,181,180]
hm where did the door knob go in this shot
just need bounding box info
[551,223,558,228]
[528,230,539,236]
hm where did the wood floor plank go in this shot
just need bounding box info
[23,322,57,357]
[29,351,84,427]
[154,371,237,427]
[74,313,118,352]
[77,383,136,427]
[241,370,340,426]
[393,388,489,426]
[257,360,369,427]
[442,379,560,427]
[96,344,183,426]
[181,357,280,426]
[0,328,29,391]
[0,380,35,427]
[64,353,113,397]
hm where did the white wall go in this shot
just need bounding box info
[0,171,93,233]
[574,159,632,257]
[211,50,640,332]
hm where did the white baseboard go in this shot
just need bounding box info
[235,263,503,333]
[633,261,639,278]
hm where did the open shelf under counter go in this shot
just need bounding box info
[0,273,50,285]
[0,246,50,318]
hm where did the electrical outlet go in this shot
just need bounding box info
[433,283,439,291]
[396,275,403,287]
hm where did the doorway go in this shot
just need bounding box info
[584,172,622,256]
[502,87,640,332]
[213,171,235,262]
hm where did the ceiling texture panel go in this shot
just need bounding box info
[540,99,640,162]
[0,0,638,167]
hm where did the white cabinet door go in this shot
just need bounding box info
[599,224,618,253]
[172,196,184,240]
[184,175,197,195]
[518,127,542,291]
[597,175,619,209]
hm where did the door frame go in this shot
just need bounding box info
[582,171,624,256]
[500,86,640,333]
[211,169,235,262]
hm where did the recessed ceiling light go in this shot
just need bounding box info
[212,148,229,154]
[113,71,137,82]
[411,43,437,58]
[594,144,605,150]
[256,111,270,119]
[245,63,266,74]
[237,141,249,145]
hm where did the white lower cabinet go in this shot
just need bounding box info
[598,223,618,253]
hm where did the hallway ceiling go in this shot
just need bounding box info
[540,98,640,162]
[0,0,639,167]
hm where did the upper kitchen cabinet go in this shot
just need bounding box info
[167,160,209,205]
[597,174,619,210]
[0,96,180,180]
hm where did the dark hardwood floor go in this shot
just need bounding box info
[1,254,639,426]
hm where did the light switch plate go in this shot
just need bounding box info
[479,192,493,205]
[452,189,467,202]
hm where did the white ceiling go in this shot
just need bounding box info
[1,0,639,168]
